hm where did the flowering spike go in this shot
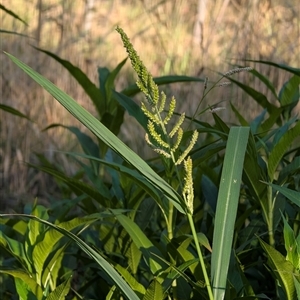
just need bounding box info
[176,130,198,165]
[183,157,194,214]
[164,97,176,125]
[141,103,160,124]
[158,92,166,113]
[116,26,159,106]
[171,127,183,152]
[223,67,253,77]
[169,113,185,138]
[147,121,169,149]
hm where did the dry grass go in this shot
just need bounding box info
[1,0,299,210]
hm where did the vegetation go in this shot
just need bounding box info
[1,2,300,300]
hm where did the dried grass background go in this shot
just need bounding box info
[1,0,299,210]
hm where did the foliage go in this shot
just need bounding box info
[1,24,300,300]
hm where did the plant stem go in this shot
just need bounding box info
[267,185,275,247]
[187,213,214,300]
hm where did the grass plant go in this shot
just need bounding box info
[1,24,300,299]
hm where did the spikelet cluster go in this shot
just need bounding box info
[183,157,194,214]
[116,26,159,107]
[223,67,253,77]
[117,26,197,214]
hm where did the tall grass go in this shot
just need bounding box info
[1,0,299,207]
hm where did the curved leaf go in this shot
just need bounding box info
[259,238,296,300]
[0,269,43,299]
[268,120,300,180]
[0,103,32,121]
[5,52,185,214]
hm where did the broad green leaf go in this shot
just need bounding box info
[0,213,140,300]
[0,269,43,299]
[31,215,97,286]
[0,232,32,272]
[259,238,296,300]
[211,126,250,300]
[14,277,37,300]
[0,103,31,120]
[268,120,300,180]
[114,213,166,275]
[46,275,72,300]
[5,52,185,214]
[124,241,142,275]
[143,279,164,300]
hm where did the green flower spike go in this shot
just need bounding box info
[176,130,199,165]
[183,157,194,214]
[116,26,159,107]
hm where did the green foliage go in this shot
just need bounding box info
[1,26,300,300]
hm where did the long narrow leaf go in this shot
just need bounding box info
[5,52,185,214]
[0,4,28,25]
[211,126,250,300]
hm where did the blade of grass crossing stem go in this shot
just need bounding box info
[211,127,250,300]
[5,52,185,215]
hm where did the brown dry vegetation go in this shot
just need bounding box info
[1,0,299,210]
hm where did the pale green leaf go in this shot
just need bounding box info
[143,279,164,300]
[259,238,296,300]
[211,126,250,300]
[46,275,72,300]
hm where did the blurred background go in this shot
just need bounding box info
[1,0,299,210]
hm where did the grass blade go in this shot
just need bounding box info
[211,126,250,300]
[5,52,185,214]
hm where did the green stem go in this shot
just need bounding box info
[187,213,214,300]
[167,202,174,240]
[267,185,275,247]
